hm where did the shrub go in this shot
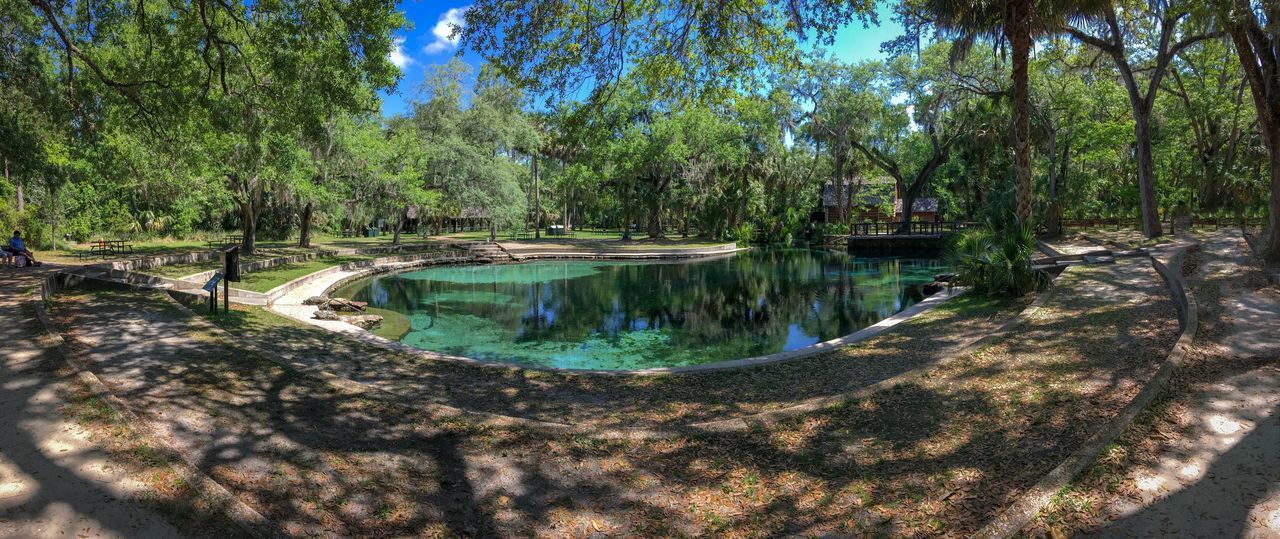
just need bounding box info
[730,222,755,246]
[945,223,1050,297]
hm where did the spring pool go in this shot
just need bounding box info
[332,249,946,370]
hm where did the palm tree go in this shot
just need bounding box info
[921,0,1107,227]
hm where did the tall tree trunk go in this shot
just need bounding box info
[393,206,405,245]
[1009,0,1035,226]
[298,201,313,247]
[241,202,257,254]
[832,151,845,224]
[1046,139,1070,238]
[621,181,634,241]
[898,191,918,234]
[532,154,541,239]
[1264,129,1280,259]
[646,174,673,239]
[1226,18,1280,263]
[647,198,665,239]
[846,177,863,236]
[1133,108,1163,237]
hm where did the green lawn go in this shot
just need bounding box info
[43,232,435,266]
[233,255,374,293]
[144,261,220,279]
[138,246,339,279]
[310,232,441,249]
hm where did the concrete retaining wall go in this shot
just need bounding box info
[186,250,477,306]
[180,243,458,284]
[501,242,744,261]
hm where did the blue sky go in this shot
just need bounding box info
[379,2,906,117]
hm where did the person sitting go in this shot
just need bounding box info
[6,231,40,267]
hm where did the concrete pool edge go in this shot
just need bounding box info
[266,254,963,376]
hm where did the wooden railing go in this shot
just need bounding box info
[848,221,977,236]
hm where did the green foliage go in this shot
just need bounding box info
[459,0,875,106]
[946,224,1051,298]
[0,0,1274,253]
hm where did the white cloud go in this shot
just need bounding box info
[388,36,413,69]
[424,7,468,54]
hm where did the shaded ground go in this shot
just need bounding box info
[46,255,1179,537]
[0,267,235,538]
[1034,229,1280,537]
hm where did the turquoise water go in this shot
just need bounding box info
[334,249,945,370]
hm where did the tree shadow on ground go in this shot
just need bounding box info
[0,273,241,538]
[45,256,1183,536]
[209,293,1023,429]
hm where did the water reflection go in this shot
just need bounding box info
[334,249,945,370]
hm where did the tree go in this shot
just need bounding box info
[805,58,868,230]
[460,0,874,105]
[1068,0,1219,238]
[1163,39,1254,213]
[916,0,1108,226]
[409,61,532,241]
[845,46,976,233]
[1218,0,1280,262]
[1031,40,1091,237]
[15,0,404,253]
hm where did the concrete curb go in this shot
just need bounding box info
[175,246,470,305]
[32,275,282,539]
[499,242,747,261]
[973,243,1199,539]
[685,283,1059,433]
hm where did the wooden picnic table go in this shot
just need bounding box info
[86,239,134,257]
[205,235,243,249]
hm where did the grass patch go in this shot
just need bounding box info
[233,255,374,293]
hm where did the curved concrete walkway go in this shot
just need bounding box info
[1088,229,1280,537]
[0,267,186,538]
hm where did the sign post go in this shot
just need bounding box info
[202,273,223,314]
[221,245,241,314]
